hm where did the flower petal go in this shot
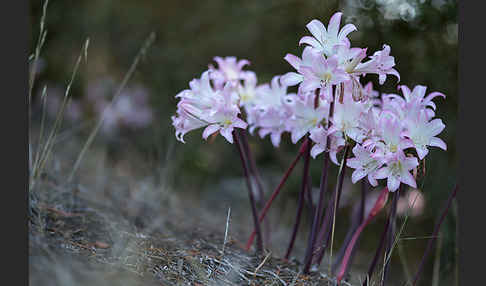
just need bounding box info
[330,150,340,165]
[300,79,321,93]
[306,19,326,41]
[368,174,378,187]
[412,85,427,99]
[270,132,282,147]
[232,117,248,129]
[387,176,400,192]
[284,53,301,70]
[400,85,412,101]
[429,137,447,150]
[346,158,361,169]
[416,147,429,160]
[202,124,220,140]
[374,167,390,179]
[220,127,235,143]
[400,171,417,188]
[424,92,446,105]
[237,59,250,69]
[327,12,342,38]
[311,145,325,158]
[338,23,357,41]
[427,119,446,137]
[351,169,367,183]
[281,72,304,87]
[299,36,322,50]
[378,74,386,85]
[388,68,400,83]
[291,129,307,144]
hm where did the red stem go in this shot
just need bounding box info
[362,208,391,286]
[240,129,270,245]
[245,138,308,250]
[284,135,311,259]
[302,95,335,274]
[382,187,400,286]
[314,144,350,266]
[240,129,265,206]
[412,184,459,286]
[336,187,390,285]
[234,130,263,253]
[332,182,368,273]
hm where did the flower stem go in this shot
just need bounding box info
[245,138,309,251]
[313,144,349,267]
[336,187,389,285]
[331,181,369,274]
[240,129,270,245]
[360,180,367,223]
[240,129,265,207]
[234,130,263,254]
[302,97,335,274]
[381,187,400,286]
[328,144,350,274]
[412,184,458,286]
[284,135,311,260]
[362,210,391,286]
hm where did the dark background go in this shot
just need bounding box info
[29,0,458,284]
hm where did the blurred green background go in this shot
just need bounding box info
[29,0,457,284]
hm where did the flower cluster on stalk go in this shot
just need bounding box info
[172,11,447,192]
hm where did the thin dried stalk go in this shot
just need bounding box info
[68,32,155,182]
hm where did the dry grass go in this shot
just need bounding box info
[28,153,358,286]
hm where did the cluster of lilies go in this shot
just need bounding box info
[172,12,455,285]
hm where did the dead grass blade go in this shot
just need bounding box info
[68,32,156,182]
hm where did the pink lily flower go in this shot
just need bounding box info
[209,56,250,89]
[286,92,330,144]
[403,109,447,160]
[346,144,383,187]
[299,54,350,94]
[374,149,419,192]
[281,47,320,87]
[299,12,357,56]
[354,44,400,85]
